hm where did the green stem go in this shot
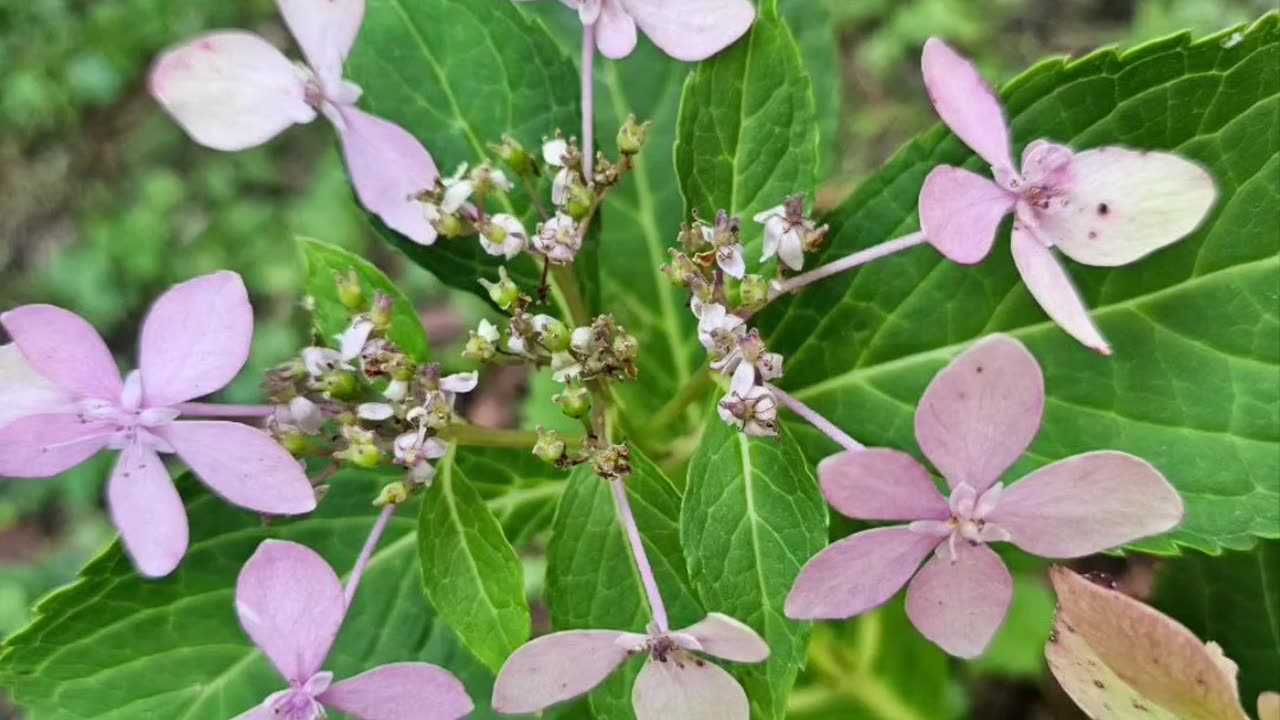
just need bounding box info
[438,423,582,450]
[806,626,928,720]
[551,265,591,328]
[650,365,714,430]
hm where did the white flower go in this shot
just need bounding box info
[384,378,410,402]
[542,138,573,207]
[716,242,746,279]
[534,212,582,264]
[480,213,529,259]
[357,402,395,421]
[477,319,501,343]
[442,163,474,213]
[550,351,583,383]
[710,330,783,395]
[692,301,745,350]
[302,347,349,378]
[754,204,805,271]
[337,318,375,362]
[440,371,478,405]
[272,396,324,435]
[718,386,779,438]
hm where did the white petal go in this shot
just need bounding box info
[0,343,76,428]
[357,403,394,421]
[778,231,805,271]
[440,372,478,394]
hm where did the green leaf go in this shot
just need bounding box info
[545,452,702,720]
[457,445,567,548]
[1152,539,1280,708]
[760,17,1280,553]
[681,417,829,719]
[675,0,820,257]
[0,472,496,720]
[298,235,430,361]
[779,0,842,174]
[346,0,594,318]
[419,443,531,674]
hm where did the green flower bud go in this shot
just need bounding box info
[489,134,534,176]
[532,427,567,464]
[370,291,394,330]
[739,274,769,309]
[434,212,465,238]
[463,332,497,362]
[553,386,591,419]
[478,267,521,310]
[321,371,360,401]
[567,183,595,221]
[616,114,651,156]
[335,269,365,311]
[279,431,309,456]
[337,441,382,469]
[374,481,410,507]
[538,316,571,353]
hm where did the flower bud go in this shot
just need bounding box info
[470,161,513,195]
[431,211,465,238]
[534,315,571,353]
[553,385,591,418]
[370,291,394,330]
[478,266,521,310]
[616,114,650,156]
[374,481,410,507]
[337,439,382,468]
[464,331,497,362]
[278,431,309,456]
[335,269,365,311]
[662,249,700,288]
[612,330,639,362]
[803,224,829,253]
[567,183,595,221]
[739,274,769,309]
[570,326,594,354]
[320,370,359,400]
[490,134,535,176]
[532,427,566,464]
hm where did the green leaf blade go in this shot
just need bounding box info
[298,236,431,361]
[419,444,532,674]
[759,16,1280,554]
[682,418,829,719]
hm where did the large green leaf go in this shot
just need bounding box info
[759,17,1280,553]
[346,0,593,318]
[457,445,567,548]
[545,452,702,720]
[298,236,430,361]
[681,417,829,719]
[675,0,820,259]
[1153,539,1280,709]
[779,0,842,173]
[419,443,531,674]
[0,472,495,720]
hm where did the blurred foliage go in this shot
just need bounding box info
[0,0,1260,716]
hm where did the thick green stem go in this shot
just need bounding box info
[550,265,591,328]
[438,423,581,450]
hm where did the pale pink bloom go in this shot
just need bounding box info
[521,0,755,61]
[785,334,1183,658]
[149,0,439,245]
[917,39,1215,354]
[0,272,316,577]
[753,203,806,271]
[480,214,530,259]
[690,299,744,351]
[717,385,778,438]
[492,613,767,718]
[233,540,473,720]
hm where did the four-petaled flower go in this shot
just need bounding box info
[149,0,439,245]
[753,197,820,272]
[233,540,473,720]
[524,0,755,61]
[785,334,1183,657]
[917,38,1216,354]
[493,613,768,718]
[0,272,316,577]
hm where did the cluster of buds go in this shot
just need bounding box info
[532,427,632,483]
[664,209,769,314]
[265,270,477,501]
[417,161,531,260]
[691,298,783,438]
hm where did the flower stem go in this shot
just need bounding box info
[437,423,582,450]
[773,231,927,296]
[581,23,595,179]
[345,504,394,606]
[766,383,864,452]
[174,402,275,418]
[611,478,670,633]
[551,265,591,328]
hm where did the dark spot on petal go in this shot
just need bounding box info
[1088,231,1098,239]
[1133,702,1150,711]
[695,659,706,667]
[1097,203,1110,216]
[1093,680,1106,689]
[975,365,984,373]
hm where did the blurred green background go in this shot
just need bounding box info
[0,0,1264,717]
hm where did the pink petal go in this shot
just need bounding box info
[107,441,188,578]
[1030,147,1216,268]
[595,0,638,59]
[0,414,112,478]
[491,630,632,714]
[276,0,365,93]
[921,38,1013,172]
[236,539,346,682]
[334,106,439,246]
[149,31,315,152]
[2,305,122,400]
[918,166,1015,264]
[676,613,768,663]
[631,656,748,720]
[988,451,1183,558]
[229,705,274,720]
[157,421,316,515]
[139,271,254,407]
[915,334,1044,493]
[818,448,951,522]
[1010,223,1111,355]
[785,526,939,620]
[905,541,1012,658]
[0,344,77,428]
[622,0,755,62]
[318,662,474,720]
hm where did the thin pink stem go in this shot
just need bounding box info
[766,383,864,452]
[581,23,595,180]
[344,504,395,606]
[174,402,276,418]
[611,479,669,633]
[774,231,927,296]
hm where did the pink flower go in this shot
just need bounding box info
[0,272,316,577]
[524,0,755,61]
[233,540,474,720]
[917,39,1216,354]
[148,0,439,245]
[784,334,1183,658]
[492,613,768,718]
